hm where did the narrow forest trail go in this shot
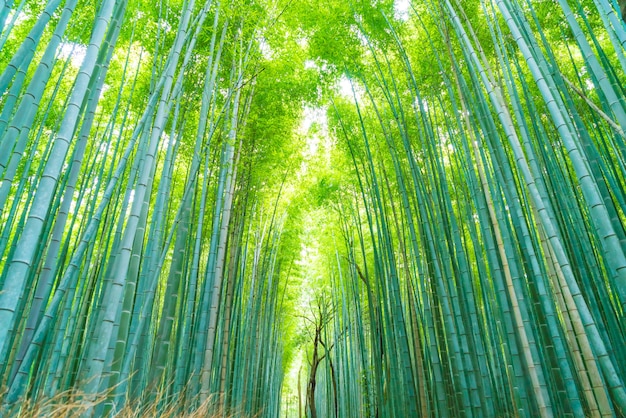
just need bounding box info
[1,1,626,417]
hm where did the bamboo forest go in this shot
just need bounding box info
[4,0,626,417]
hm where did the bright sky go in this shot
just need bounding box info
[58,42,87,67]
[395,0,411,21]
[339,75,353,98]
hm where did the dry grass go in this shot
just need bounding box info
[0,388,254,417]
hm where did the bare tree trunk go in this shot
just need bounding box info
[306,331,321,418]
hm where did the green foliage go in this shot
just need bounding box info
[2,0,626,417]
